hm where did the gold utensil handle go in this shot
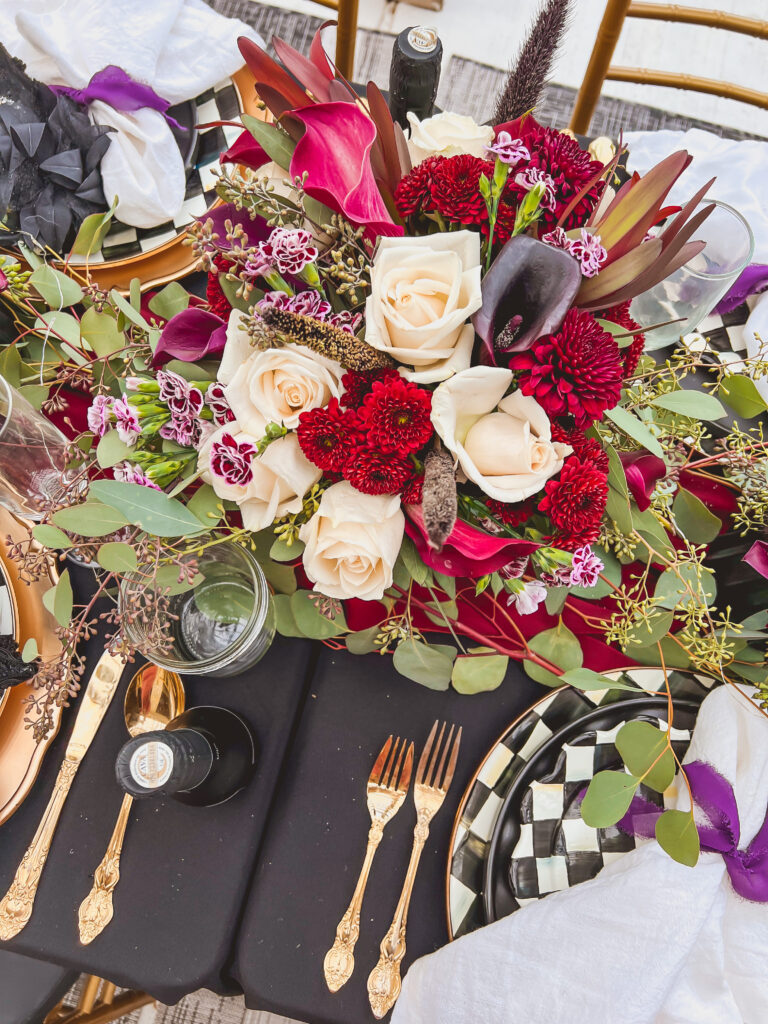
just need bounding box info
[323,822,384,992]
[0,757,80,940]
[77,793,133,945]
[367,816,430,1019]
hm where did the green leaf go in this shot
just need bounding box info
[392,637,456,690]
[398,534,431,587]
[562,667,642,693]
[0,345,28,388]
[545,586,568,615]
[616,720,675,792]
[43,569,73,628]
[655,562,716,609]
[719,374,768,419]
[672,487,721,544]
[162,359,215,383]
[19,384,50,410]
[433,571,457,599]
[110,290,151,331]
[242,114,297,170]
[632,507,675,558]
[651,389,726,421]
[53,501,129,537]
[289,590,346,639]
[273,593,304,637]
[89,480,206,537]
[625,609,675,649]
[148,282,190,321]
[346,626,381,655]
[217,271,252,315]
[32,524,72,549]
[35,310,81,350]
[270,537,304,562]
[605,441,630,499]
[630,637,693,670]
[29,265,83,307]
[451,647,508,694]
[606,484,633,535]
[523,622,583,686]
[187,484,223,528]
[80,306,124,358]
[424,598,459,627]
[69,196,118,256]
[153,565,200,595]
[96,542,138,573]
[605,404,664,457]
[21,638,38,663]
[581,770,640,828]
[655,808,700,866]
[96,430,132,469]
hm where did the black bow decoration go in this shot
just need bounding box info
[0,635,39,692]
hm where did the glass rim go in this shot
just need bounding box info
[683,198,755,281]
[0,376,13,444]
[120,541,271,674]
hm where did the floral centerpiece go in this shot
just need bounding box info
[3,23,768,865]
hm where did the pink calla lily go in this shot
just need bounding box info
[744,540,768,579]
[620,452,666,511]
[405,505,539,579]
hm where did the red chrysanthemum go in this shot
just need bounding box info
[401,473,424,505]
[485,497,535,528]
[297,400,362,472]
[340,367,402,409]
[506,122,604,232]
[511,309,623,426]
[538,456,608,550]
[206,255,233,320]
[361,378,433,456]
[430,154,490,226]
[394,156,442,218]
[597,300,646,377]
[551,423,610,474]
[346,447,413,495]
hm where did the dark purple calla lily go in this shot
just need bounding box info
[743,540,768,579]
[472,235,581,363]
[620,452,667,511]
[152,308,227,368]
[405,505,539,579]
[201,202,271,250]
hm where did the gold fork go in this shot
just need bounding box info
[367,721,462,1019]
[323,735,414,993]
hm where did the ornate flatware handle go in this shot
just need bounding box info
[323,822,383,992]
[367,818,430,1019]
[78,793,133,945]
[0,757,80,940]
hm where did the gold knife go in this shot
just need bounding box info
[0,650,125,940]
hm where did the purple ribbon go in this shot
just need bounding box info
[51,66,184,130]
[619,760,768,902]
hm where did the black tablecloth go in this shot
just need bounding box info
[232,645,541,1024]
[0,633,314,1004]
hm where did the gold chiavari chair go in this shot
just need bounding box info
[570,1,768,135]
[311,0,360,81]
[43,975,154,1024]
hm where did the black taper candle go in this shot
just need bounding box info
[388,26,443,129]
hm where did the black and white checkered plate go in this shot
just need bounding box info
[67,78,243,265]
[447,669,715,940]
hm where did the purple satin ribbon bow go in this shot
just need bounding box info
[51,66,184,130]
[620,759,768,902]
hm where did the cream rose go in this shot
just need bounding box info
[198,425,321,532]
[431,367,571,502]
[406,111,494,163]
[364,231,482,384]
[299,481,404,601]
[219,309,344,434]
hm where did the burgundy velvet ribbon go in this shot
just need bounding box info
[619,759,768,902]
[51,66,184,130]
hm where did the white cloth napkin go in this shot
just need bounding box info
[624,128,768,266]
[392,685,768,1024]
[3,0,263,227]
[743,292,768,405]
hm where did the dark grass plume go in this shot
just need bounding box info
[492,0,572,124]
[422,447,457,552]
[259,307,395,371]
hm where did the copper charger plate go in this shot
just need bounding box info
[0,506,63,826]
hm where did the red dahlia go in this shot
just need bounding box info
[401,473,424,505]
[346,447,413,495]
[430,154,491,226]
[361,378,433,456]
[485,497,535,527]
[538,456,608,550]
[597,300,646,377]
[394,156,442,218]
[297,400,362,472]
[340,368,402,409]
[206,255,233,320]
[551,423,610,474]
[511,309,623,426]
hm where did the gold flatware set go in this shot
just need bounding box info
[324,720,462,1018]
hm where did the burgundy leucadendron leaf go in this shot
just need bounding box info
[272,37,335,103]
[237,36,309,112]
[310,23,336,80]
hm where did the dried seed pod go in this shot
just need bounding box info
[422,448,457,552]
[259,307,395,371]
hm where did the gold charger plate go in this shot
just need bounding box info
[0,506,63,826]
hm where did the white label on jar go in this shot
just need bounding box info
[408,26,438,52]
[130,740,174,789]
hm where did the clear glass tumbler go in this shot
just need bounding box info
[121,541,275,678]
[630,200,754,351]
[0,376,79,520]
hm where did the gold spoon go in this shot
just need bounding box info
[77,664,185,944]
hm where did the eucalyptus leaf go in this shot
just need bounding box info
[270,537,304,562]
[89,480,206,537]
[719,374,768,419]
[651,389,726,421]
[110,290,151,331]
[70,195,118,256]
[606,484,633,535]
[273,593,304,637]
[545,587,567,615]
[80,306,124,359]
[53,501,128,537]
[672,487,721,544]
[21,638,39,663]
[433,571,457,599]
[562,667,641,692]
[44,570,73,628]
[630,637,693,670]
[581,770,640,828]
[632,508,675,558]
[392,637,456,690]
[187,484,223,528]
[346,626,381,655]
[616,720,675,792]
[32,524,72,549]
[154,565,200,595]
[35,310,81,350]
[655,808,700,866]
[19,385,50,410]
[605,404,664,457]
[399,535,432,587]
[97,542,138,573]
[148,282,190,321]
[625,609,675,649]
[96,430,131,469]
[29,265,83,307]
[451,648,508,694]
[290,590,346,639]
[655,562,716,609]
[524,622,583,686]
